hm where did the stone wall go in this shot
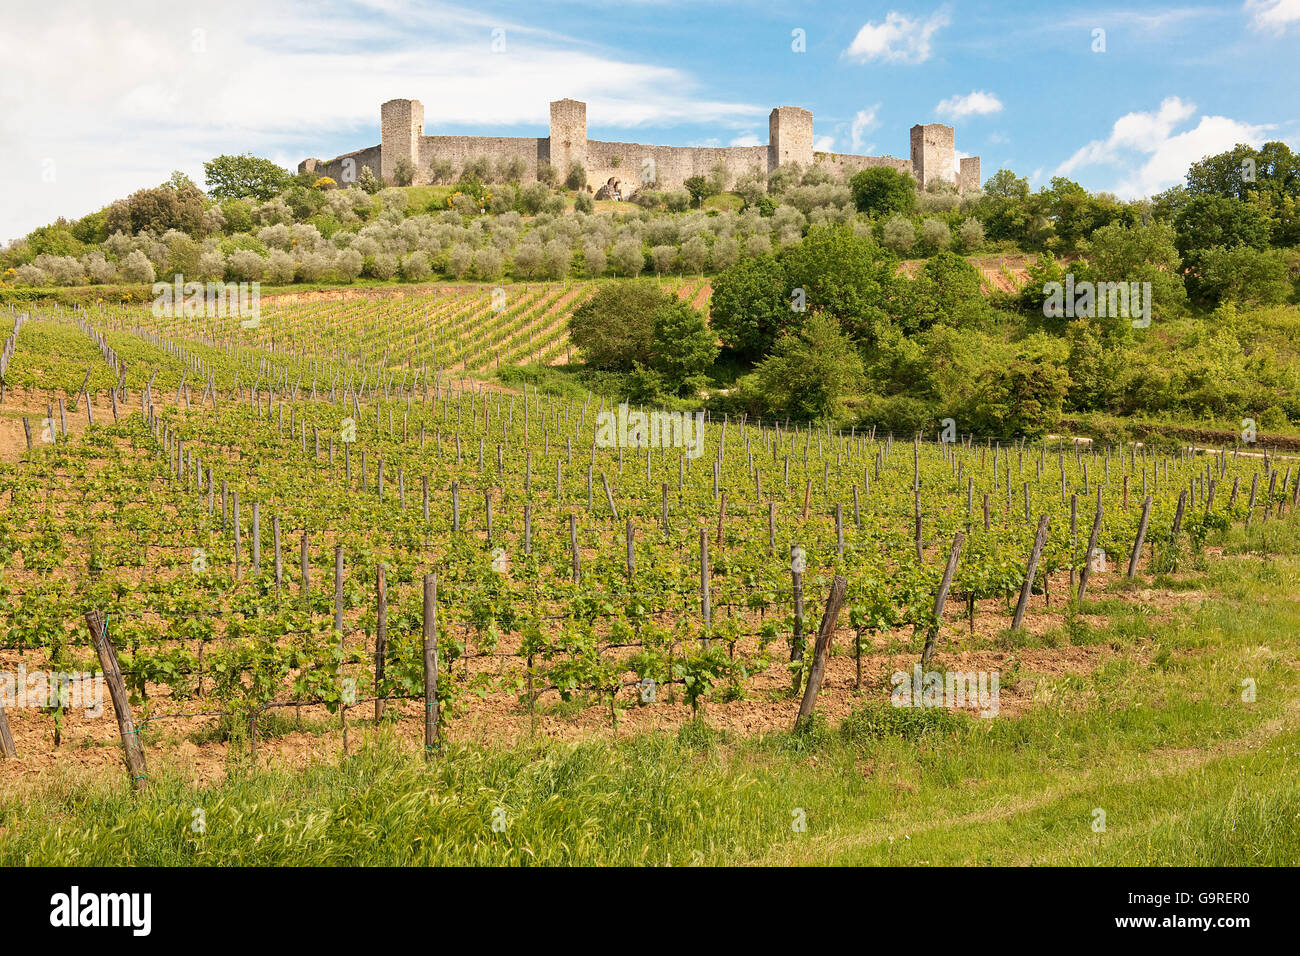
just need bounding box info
[298,145,383,188]
[417,136,547,182]
[302,97,982,195]
[585,140,768,196]
[813,152,913,180]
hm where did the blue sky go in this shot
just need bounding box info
[2,0,1298,242]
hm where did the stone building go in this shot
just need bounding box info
[299,98,980,196]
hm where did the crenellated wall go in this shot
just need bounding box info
[299,97,982,195]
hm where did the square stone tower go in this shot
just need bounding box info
[381,98,424,184]
[910,123,955,189]
[549,99,588,181]
[768,106,814,173]
[959,156,982,194]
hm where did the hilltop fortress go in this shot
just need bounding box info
[300,98,981,197]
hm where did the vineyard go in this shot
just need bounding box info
[0,293,1293,787]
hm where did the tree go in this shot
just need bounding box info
[849,166,917,217]
[680,235,709,275]
[393,158,416,187]
[919,218,951,254]
[709,254,795,359]
[755,314,865,422]
[1196,245,1291,307]
[357,166,383,195]
[568,282,662,369]
[610,238,644,278]
[881,214,915,253]
[204,154,291,201]
[780,224,897,346]
[684,176,710,208]
[1082,220,1188,323]
[565,162,587,191]
[956,217,985,252]
[569,282,716,392]
[118,249,155,284]
[1186,141,1300,203]
[910,251,985,332]
[650,298,718,394]
[973,355,1070,437]
[976,169,1034,244]
[1173,195,1271,262]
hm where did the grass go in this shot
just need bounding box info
[1,522,1298,865]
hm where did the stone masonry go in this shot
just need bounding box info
[300,98,981,195]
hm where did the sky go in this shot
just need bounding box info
[1,0,1298,243]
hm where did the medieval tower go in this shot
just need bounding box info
[302,98,980,195]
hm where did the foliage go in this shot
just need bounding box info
[203,154,292,201]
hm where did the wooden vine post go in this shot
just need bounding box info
[423,573,440,760]
[1076,490,1104,601]
[0,699,16,759]
[1011,516,1049,631]
[1127,496,1153,578]
[84,609,148,790]
[920,533,965,671]
[793,575,849,731]
[374,563,387,724]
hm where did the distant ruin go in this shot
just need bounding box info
[299,98,981,197]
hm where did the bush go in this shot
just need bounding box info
[368,253,398,280]
[565,162,587,191]
[850,166,917,217]
[357,166,383,195]
[569,282,715,393]
[118,249,155,284]
[920,218,952,254]
[665,191,691,213]
[226,249,265,282]
[709,254,794,359]
[402,250,432,281]
[956,217,985,252]
[574,192,594,213]
[1196,244,1291,306]
[882,215,915,253]
[447,244,472,278]
[266,249,297,284]
[14,263,48,286]
[755,314,865,422]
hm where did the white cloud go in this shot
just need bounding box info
[813,135,837,152]
[0,0,765,241]
[729,134,763,147]
[935,90,1003,120]
[850,106,881,153]
[1245,0,1300,34]
[1054,96,1271,197]
[844,8,951,64]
